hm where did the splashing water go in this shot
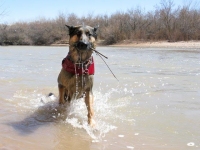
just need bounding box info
[65,92,118,141]
[8,88,121,140]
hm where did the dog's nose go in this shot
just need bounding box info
[77,41,89,50]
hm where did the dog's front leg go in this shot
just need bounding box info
[85,91,95,127]
[58,84,65,104]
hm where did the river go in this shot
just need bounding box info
[0,46,200,150]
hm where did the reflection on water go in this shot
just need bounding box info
[0,46,200,150]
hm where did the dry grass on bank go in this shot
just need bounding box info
[110,40,200,48]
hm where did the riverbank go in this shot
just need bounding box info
[2,40,200,49]
[110,40,200,48]
[50,40,200,48]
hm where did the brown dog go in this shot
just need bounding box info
[57,25,98,126]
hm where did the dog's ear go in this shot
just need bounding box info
[65,25,77,36]
[93,25,99,39]
[94,25,99,33]
[65,25,71,29]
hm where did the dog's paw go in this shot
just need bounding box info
[89,119,96,127]
[58,98,66,105]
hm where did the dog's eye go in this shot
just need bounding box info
[76,31,82,36]
[86,32,92,37]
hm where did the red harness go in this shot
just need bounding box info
[62,55,95,75]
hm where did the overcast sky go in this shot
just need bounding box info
[0,0,197,24]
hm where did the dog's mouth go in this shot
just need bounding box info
[69,41,95,63]
[73,41,94,51]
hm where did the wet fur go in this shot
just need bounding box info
[57,25,98,126]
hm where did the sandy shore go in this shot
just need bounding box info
[110,40,200,48]
[50,40,200,48]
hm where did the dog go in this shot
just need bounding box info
[57,25,98,126]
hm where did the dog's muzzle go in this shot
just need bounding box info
[76,41,92,51]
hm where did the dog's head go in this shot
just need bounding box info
[66,25,98,63]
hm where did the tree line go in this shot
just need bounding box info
[0,0,200,45]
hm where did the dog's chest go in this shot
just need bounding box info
[62,55,95,75]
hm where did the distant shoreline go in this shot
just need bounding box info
[51,40,200,48]
[109,40,200,48]
[2,40,200,49]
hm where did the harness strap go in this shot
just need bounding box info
[62,55,95,75]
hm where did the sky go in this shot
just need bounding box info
[0,0,196,24]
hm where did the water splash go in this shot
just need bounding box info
[66,116,117,140]
[64,92,118,140]
[8,86,135,140]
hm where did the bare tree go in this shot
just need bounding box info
[157,0,178,41]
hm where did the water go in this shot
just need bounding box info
[0,46,200,150]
